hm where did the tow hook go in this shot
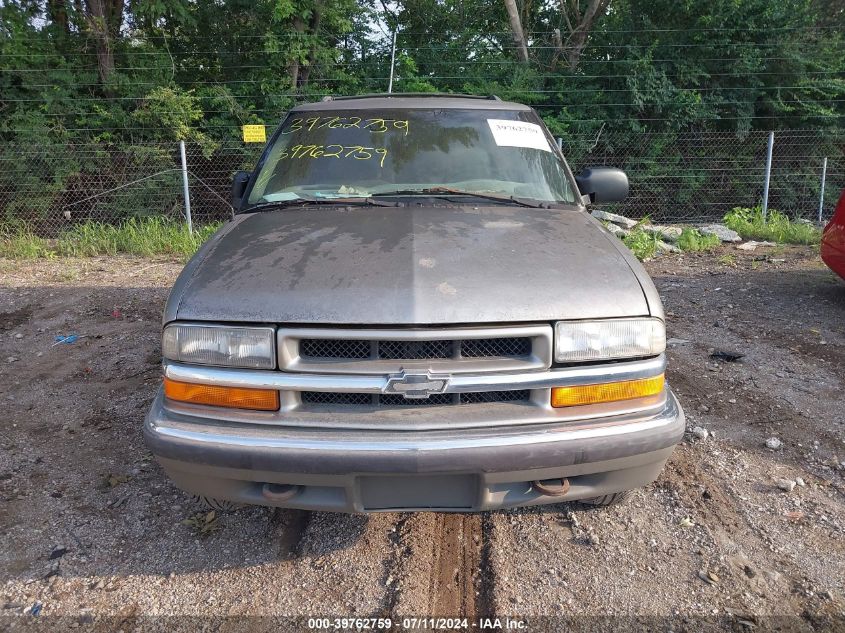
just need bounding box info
[261,483,302,502]
[532,478,571,497]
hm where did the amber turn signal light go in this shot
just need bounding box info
[551,374,665,408]
[163,377,280,411]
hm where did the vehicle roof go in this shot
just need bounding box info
[291,93,533,112]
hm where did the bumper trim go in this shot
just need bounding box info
[163,354,666,394]
[150,400,677,453]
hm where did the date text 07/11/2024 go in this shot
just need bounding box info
[306,617,528,631]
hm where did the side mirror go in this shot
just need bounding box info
[231,170,251,210]
[575,167,629,204]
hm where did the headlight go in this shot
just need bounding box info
[162,323,276,369]
[554,318,665,363]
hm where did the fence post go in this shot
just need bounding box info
[818,157,828,224]
[387,29,397,94]
[179,140,193,233]
[761,131,774,223]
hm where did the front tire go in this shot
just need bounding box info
[578,490,634,508]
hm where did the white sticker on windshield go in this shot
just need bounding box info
[486,119,552,152]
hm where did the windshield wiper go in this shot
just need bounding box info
[371,187,551,209]
[245,196,403,213]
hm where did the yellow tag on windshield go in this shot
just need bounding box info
[242,125,266,143]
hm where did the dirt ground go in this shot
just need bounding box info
[1,245,843,632]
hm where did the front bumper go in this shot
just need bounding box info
[143,387,685,512]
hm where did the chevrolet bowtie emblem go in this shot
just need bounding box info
[383,370,451,399]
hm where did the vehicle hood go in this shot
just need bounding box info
[168,204,653,325]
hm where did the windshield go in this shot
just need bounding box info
[245,108,577,206]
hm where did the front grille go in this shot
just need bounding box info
[300,339,370,359]
[460,390,530,404]
[299,337,530,361]
[461,337,531,358]
[301,392,372,405]
[379,339,452,360]
[380,393,455,406]
[301,390,531,407]
[279,325,553,375]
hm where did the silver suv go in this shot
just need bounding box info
[144,94,684,513]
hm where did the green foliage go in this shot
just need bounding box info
[724,206,822,244]
[622,229,661,260]
[131,87,218,156]
[56,218,222,257]
[0,218,221,259]
[0,225,53,259]
[677,229,721,252]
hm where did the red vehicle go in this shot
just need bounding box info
[822,189,845,281]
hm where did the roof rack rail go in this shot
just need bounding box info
[321,93,501,102]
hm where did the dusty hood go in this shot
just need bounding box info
[168,204,651,325]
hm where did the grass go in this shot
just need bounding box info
[622,228,661,260]
[622,226,719,260]
[676,228,721,252]
[723,206,822,245]
[0,218,222,260]
[0,225,54,259]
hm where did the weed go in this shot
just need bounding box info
[724,206,821,245]
[182,510,220,537]
[0,225,53,259]
[717,254,736,266]
[677,228,721,252]
[0,218,222,260]
[56,217,221,258]
[622,228,661,260]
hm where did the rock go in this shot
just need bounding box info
[691,426,709,441]
[678,516,695,528]
[765,437,783,450]
[699,224,742,243]
[656,240,681,254]
[591,209,638,229]
[604,222,630,238]
[14,333,23,339]
[643,225,683,242]
[6,357,18,364]
[795,477,805,487]
[736,240,775,251]
[667,338,689,346]
[710,349,745,362]
[48,547,67,560]
[776,478,796,492]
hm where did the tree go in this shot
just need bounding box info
[503,0,529,62]
[85,0,124,83]
[552,0,611,70]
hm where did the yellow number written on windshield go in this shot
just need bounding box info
[279,144,388,168]
[284,117,409,135]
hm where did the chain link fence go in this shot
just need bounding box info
[1,129,841,234]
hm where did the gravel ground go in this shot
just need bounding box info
[0,246,843,631]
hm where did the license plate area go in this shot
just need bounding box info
[358,474,478,510]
